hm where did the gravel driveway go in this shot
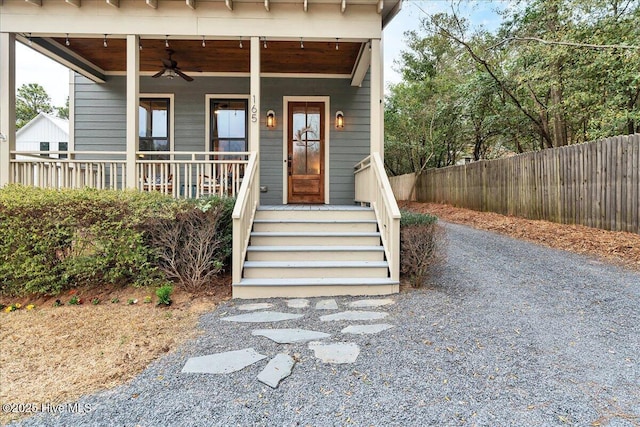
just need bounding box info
[12,222,640,427]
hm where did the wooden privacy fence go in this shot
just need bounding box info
[390,134,639,234]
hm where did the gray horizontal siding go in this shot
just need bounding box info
[74,72,370,204]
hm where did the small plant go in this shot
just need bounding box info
[127,298,137,305]
[4,303,21,313]
[156,284,173,306]
[91,298,101,305]
[111,297,120,304]
[53,299,63,307]
[68,295,81,305]
[143,295,152,304]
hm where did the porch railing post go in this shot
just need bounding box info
[0,33,16,187]
[125,34,139,189]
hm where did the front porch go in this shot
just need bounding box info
[0,0,402,298]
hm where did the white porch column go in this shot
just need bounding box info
[0,33,16,187]
[249,36,261,153]
[125,34,139,188]
[369,38,383,159]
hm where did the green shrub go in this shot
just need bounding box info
[0,185,174,297]
[145,196,234,292]
[399,210,446,287]
[156,284,173,306]
[400,210,439,227]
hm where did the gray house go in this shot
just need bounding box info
[0,0,402,298]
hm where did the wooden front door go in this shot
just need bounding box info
[287,102,325,204]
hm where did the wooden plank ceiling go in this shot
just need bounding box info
[52,37,362,74]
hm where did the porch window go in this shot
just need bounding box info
[210,99,248,155]
[139,98,170,160]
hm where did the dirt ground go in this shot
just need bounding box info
[0,280,231,425]
[400,201,640,271]
[2,203,638,424]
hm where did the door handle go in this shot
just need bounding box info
[287,155,292,176]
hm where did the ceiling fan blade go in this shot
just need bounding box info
[175,69,194,82]
[152,70,165,78]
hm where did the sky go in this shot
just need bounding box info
[15,0,506,108]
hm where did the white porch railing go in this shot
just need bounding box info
[136,151,249,199]
[9,150,250,199]
[354,152,401,282]
[10,151,127,190]
[232,151,259,285]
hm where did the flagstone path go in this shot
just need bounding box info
[181,297,395,388]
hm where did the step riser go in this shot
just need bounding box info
[233,284,400,299]
[246,251,385,262]
[252,222,377,233]
[243,267,389,279]
[250,235,381,246]
[255,210,376,221]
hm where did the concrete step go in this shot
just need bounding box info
[249,232,381,247]
[242,261,389,279]
[252,219,378,233]
[233,278,400,299]
[246,245,385,262]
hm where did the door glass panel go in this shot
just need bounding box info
[292,104,322,176]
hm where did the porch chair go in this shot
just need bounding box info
[142,173,173,193]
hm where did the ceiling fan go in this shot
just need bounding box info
[152,49,194,82]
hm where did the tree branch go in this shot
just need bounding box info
[491,37,640,51]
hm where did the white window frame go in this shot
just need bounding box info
[139,93,175,156]
[205,94,251,152]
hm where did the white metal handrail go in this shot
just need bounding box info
[354,152,401,282]
[232,151,259,285]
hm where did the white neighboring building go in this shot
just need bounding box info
[16,112,69,159]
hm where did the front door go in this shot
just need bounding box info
[287,102,325,204]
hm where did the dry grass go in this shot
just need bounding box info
[0,283,230,425]
[400,201,640,271]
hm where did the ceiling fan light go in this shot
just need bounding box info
[202,36,206,48]
[165,35,169,48]
[65,34,70,46]
[103,34,108,48]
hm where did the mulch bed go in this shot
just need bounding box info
[400,201,640,271]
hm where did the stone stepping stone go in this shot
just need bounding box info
[286,299,309,309]
[222,311,303,323]
[237,302,274,311]
[181,348,266,374]
[348,298,395,308]
[320,311,388,322]
[252,328,331,344]
[341,324,394,335]
[315,299,338,310]
[308,342,360,364]
[257,354,295,388]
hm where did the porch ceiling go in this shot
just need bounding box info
[50,37,363,75]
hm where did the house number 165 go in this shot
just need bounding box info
[251,96,258,123]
